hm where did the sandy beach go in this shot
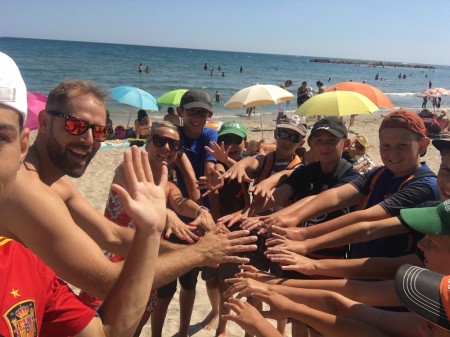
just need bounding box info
[65,112,441,337]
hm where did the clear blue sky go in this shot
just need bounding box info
[3,0,450,66]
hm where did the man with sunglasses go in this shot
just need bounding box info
[0,76,257,310]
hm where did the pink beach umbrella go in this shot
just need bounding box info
[418,87,450,98]
[26,91,47,131]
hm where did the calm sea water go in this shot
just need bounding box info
[2,37,450,121]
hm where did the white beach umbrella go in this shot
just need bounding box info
[224,84,294,137]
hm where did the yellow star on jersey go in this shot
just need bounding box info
[10,289,20,298]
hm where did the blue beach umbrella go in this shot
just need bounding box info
[110,86,158,110]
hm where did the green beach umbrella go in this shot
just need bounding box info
[157,89,188,107]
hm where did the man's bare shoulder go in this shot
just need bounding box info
[50,175,78,203]
[0,165,74,240]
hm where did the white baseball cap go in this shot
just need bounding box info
[0,52,27,123]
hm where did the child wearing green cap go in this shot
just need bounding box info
[199,120,251,336]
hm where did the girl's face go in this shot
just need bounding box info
[146,126,180,167]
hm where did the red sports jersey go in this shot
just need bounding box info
[0,237,95,337]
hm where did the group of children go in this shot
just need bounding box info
[2,47,450,337]
[156,89,449,337]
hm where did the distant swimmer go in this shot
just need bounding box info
[240,65,243,73]
[221,71,225,77]
[145,66,150,73]
[204,63,208,70]
[218,65,221,71]
[215,90,222,103]
[138,63,143,73]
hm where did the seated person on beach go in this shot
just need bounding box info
[0,64,257,333]
[257,109,439,261]
[222,200,450,337]
[437,109,450,131]
[343,133,376,173]
[134,109,151,139]
[0,51,166,337]
[163,106,181,126]
[80,122,216,336]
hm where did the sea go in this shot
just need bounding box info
[2,37,450,122]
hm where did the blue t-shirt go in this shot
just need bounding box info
[349,163,439,258]
[176,126,218,198]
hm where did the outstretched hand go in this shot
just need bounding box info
[164,208,199,243]
[220,161,253,184]
[195,225,257,267]
[265,233,307,255]
[197,169,224,197]
[266,248,316,275]
[111,146,167,235]
[204,140,231,164]
[223,277,270,299]
[222,297,283,337]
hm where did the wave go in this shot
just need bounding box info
[385,92,418,97]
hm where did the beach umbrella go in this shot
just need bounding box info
[224,84,294,137]
[156,89,188,107]
[326,81,394,110]
[295,91,379,117]
[418,87,450,98]
[110,86,158,110]
[25,91,47,131]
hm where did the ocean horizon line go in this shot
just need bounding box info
[2,36,446,68]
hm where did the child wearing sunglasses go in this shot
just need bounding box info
[217,115,306,335]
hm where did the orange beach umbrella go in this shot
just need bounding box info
[326,81,394,110]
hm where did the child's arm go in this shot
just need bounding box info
[267,249,422,280]
[268,216,408,255]
[250,169,294,200]
[247,291,392,337]
[197,162,225,197]
[261,183,363,230]
[205,160,220,220]
[221,156,261,183]
[224,276,401,309]
[175,152,201,202]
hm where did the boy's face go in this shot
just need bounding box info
[0,105,29,205]
[178,107,212,136]
[308,130,346,166]
[218,133,247,161]
[275,128,304,158]
[379,128,429,177]
[417,234,450,275]
[437,150,450,201]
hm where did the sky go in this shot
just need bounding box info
[2,0,450,66]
